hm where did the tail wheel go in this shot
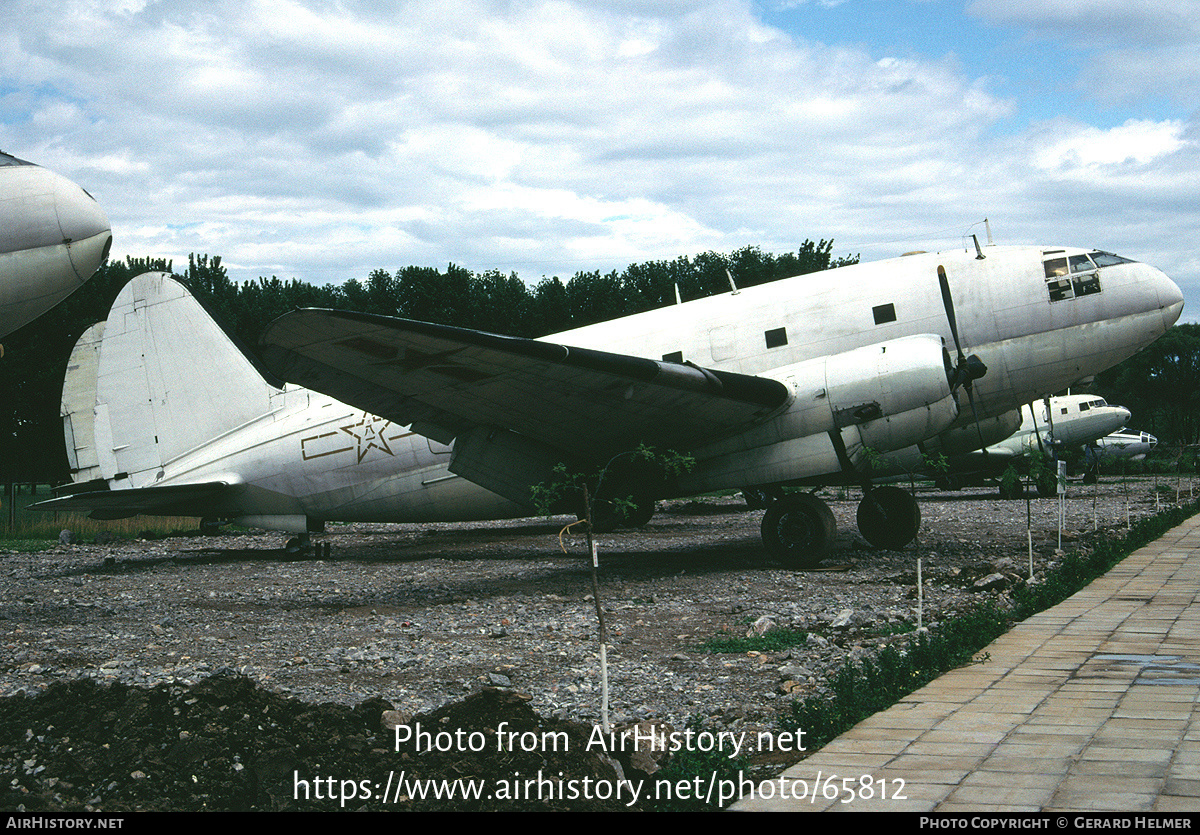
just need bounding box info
[761,494,837,568]
[857,486,920,550]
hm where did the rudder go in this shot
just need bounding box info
[94,272,279,488]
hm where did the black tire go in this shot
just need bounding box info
[626,495,656,527]
[584,499,621,534]
[998,480,1024,500]
[761,494,837,568]
[856,486,920,550]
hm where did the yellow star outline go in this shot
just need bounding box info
[340,413,396,463]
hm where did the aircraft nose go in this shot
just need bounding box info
[1154,267,1184,329]
[1116,406,1131,424]
[52,172,112,284]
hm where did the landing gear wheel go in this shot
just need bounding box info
[761,493,837,568]
[199,517,222,536]
[856,486,920,551]
[285,532,311,555]
[626,495,656,527]
[998,480,1024,500]
[584,499,621,534]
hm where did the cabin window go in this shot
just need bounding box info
[872,303,896,325]
[662,350,683,363]
[1080,403,1090,411]
[764,327,788,349]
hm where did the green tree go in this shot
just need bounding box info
[1096,324,1200,446]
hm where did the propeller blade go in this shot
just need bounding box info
[965,382,989,458]
[938,265,964,360]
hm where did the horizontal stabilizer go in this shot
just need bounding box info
[31,481,230,520]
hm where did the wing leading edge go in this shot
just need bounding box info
[259,310,790,457]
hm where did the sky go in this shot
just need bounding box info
[3,0,1198,317]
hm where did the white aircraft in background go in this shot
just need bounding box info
[887,394,1132,493]
[0,151,111,343]
[38,243,1182,565]
[1091,428,1158,462]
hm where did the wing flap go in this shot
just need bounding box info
[260,310,790,456]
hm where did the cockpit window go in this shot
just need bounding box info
[1045,252,1104,302]
[1090,251,1134,268]
[1069,254,1096,273]
[1044,257,1068,279]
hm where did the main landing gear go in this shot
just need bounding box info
[284,531,332,559]
[759,486,921,567]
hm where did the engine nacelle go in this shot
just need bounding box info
[681,334,960,491]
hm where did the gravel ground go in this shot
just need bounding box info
[0,476,1189,810]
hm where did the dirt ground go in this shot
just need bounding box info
[0,478,1181,811]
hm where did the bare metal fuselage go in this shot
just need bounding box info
[98,244,1181,531]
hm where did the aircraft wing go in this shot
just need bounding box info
[259,310,790,457]
[31,482,231,520]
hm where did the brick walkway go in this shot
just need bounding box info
[733,516,1200,812]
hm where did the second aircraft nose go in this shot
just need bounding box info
[52,172,111,283]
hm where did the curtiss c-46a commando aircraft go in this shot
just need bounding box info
[257,242,1181,563]
[0,151,111,342]
[39,243,1182,565]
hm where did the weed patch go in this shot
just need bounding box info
[695,627,810,654]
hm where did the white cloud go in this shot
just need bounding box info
[1,0,1196,318]
[1031,119,1189,172]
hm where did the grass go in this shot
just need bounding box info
[695,627,811,654]
[0,484,197,546]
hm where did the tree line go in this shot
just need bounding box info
[0,241,855,483]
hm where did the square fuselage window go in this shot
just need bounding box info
[873,303,896,324]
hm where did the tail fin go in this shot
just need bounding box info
[90,272,279,488]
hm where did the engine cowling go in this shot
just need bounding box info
[681,334,961,491]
